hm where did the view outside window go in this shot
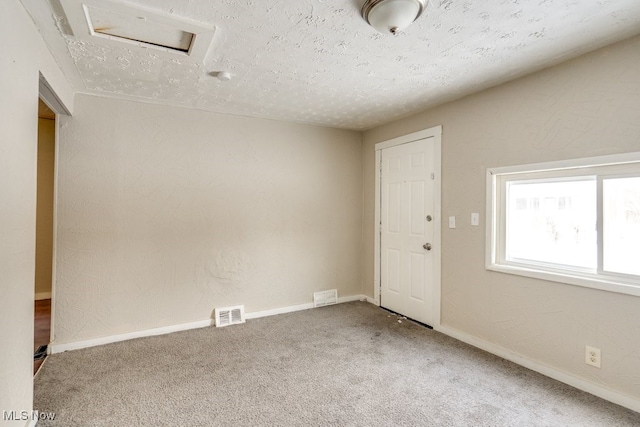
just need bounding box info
[506,179,597,269]
[490,156,640,295]
[603,177,640,276]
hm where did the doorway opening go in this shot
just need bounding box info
[34,97,56,374]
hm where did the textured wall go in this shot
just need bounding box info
[1,1,39,423]
[0,0,72,418]
[363,35,640,400]
[35,118,56,298]
[54,95,362,345]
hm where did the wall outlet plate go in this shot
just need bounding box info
[585,345,601,368]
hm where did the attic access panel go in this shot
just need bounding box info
[87,6,193,52]
[60,0,215,60]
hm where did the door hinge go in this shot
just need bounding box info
[431,173,435,180]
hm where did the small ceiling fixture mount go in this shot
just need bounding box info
[361,0,427,35]
[210,71,232,81]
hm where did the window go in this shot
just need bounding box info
[486,153,640,297]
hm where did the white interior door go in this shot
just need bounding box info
[380,137,435,325]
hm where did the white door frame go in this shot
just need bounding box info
[39,73,70,349]
[374,125,442,328]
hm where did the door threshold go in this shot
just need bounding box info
[380,307,433,329]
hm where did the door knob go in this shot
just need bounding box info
[423,243,432,251]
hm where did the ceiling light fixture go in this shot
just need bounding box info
[361,0,427,35]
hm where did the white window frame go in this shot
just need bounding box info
[486,152,640,297]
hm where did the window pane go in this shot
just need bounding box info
[603,177,640,276]
[506,179,596,269]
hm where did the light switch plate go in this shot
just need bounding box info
[471,213,479,226]
[448,216,456,229]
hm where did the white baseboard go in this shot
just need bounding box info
[35,292,51,301]
[50,318,213,354]
[338,294,369,304]
[363,295,378,306]
[245,302,314,320]
[436,324,640,413]
[245,293,366,320]
[50,294,369,354]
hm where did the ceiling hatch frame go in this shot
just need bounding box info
[60,0,216,61]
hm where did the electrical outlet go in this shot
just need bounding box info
[585,346,601,368]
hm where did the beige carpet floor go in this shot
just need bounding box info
[34,301,640,426]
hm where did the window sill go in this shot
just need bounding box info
[486,263,640,298]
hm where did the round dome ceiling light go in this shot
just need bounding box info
[361,0,427,35]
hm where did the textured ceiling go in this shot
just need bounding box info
[21,0,640,130]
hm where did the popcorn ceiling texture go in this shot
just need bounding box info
[21,0,640,130]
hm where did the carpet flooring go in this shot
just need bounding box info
[34,301,640,426]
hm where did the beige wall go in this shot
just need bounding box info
[54,94,362,345]
[1,2,73,422]
[2,2,44,424]
[35,118,55,298]
[0,2,38,420]
[5,0,638,417]
[363,35,640,400]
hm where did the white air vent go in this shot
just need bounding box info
[214,305,245,328]
[314,289,338,308]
